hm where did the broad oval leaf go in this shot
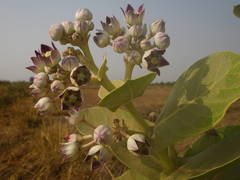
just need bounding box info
[98,72,156,111]
[74,106,146,134]
[98,80,124,99]
[152,51,240,151]
[233,4,240,18]
[166,127,240,179]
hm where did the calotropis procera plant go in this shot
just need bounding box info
[26,4,240,180]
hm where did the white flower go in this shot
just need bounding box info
[61,56,79,72]
[34,97,53,113]
[61,134,78,159]
[50,80,65,94]
[33,72,48,89]
[127,133,150,155]
[93,125,113,144]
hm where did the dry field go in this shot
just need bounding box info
[0,82,239,180]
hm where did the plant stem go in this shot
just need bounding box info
[124,60,135,80]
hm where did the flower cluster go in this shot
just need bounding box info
[26,44,91,113]
[94,4,170,74]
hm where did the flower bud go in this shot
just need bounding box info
[93,30,110,48]
[48,24,64,41]
[34,97,53,113]
[150,19,165,35]
[127,134,150,155]
[148,111,158,122]
[70,66,91,87]
[61,21,75,35]
[142,48,169,75]
[112,36,129,53]
[75,8,93,21]
[59,87,82,111]
[125,50,142,65]
[84,145,111,170]
[140,39,152,51]
[121,4,145,26]
[61,134,78,159]
[61,56,79,72]
[101,16,123,37]
[128,25,143,37]
[154,32,170,50]
[93,125,113,145]
[33,72,49,89]
[74,20,94,35]
[50,80,65,94]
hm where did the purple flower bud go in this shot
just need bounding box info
[150,19,165,35]
[128,25,143,37]
[61,134,78,159]
[121,4,145,26]
[34,97,53,113]
[154,32,170,50]
[112,36,129,53]
[125,50,142,65]
[93,30,110,48]
[33,72,48,89]
[75,8,93,21]
[84,145,111,171]
[142,48,169,75]
[140,39,152,51]
[93,125,113,145]
[127,134,150,155]
[48,24,64,41]
[74,20,94,35]
[50,80,65,94]
[70,66,91,87]
[61,21,75,35]
[101,16,123,37]
[59,87,82,111]
[61,56,79,72]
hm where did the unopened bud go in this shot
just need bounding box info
[74,20,94,35]
[128,25,143,37]
[34,97,53,113]
[150,19,165,35]
[93,125,113,145]
[75,8,93,21]
[50,80,65,94]
[125,50,142,65]
[154,32,170,50]
[33,72,49,89]
[61,21,75,35]
[61,56,79,72]
[112,36,129,53]
[140,39,152,51]
[48,24,64,41]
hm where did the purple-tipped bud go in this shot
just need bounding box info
[93,30,110,48]
[48,24,64,41]
[61,56,79,72]
[34,97,53,113]
[61,21,75,35]
[154,32,170,50]
[75,8,93,21]
[74,20,94,35]
[101,16,123,37]
[150,19,165,35]
[127,134,150,155]
[61,134,78,159]
[142,48,169,75]
[93,125,113,145]
[50,80,65,94]
[125,50,142,65]
[59,87,82,111]
[112,36,129,53]
[121,4,145,26]
[70,66,91,87]
[128,25,143,37]
[140,39,152,51]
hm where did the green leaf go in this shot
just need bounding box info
[152,51,240,151]
[75,106,146,134]
[98,80,124,99]
[115,170,151,180]
[98,73,156,111]
[166,131,240,179]
[97,56,108,81]
[111,141,162,180]
[233,4,240,18]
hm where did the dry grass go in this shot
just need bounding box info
[0,82,239,179]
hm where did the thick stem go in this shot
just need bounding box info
[124,60,135,80]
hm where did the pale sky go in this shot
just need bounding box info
[1,0,240,82]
